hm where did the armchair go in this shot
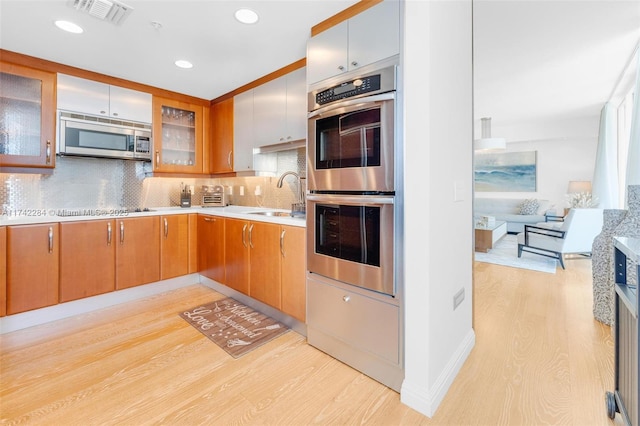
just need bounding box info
[516,208,603,269]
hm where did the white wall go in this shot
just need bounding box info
[400,0,475,417]
[475,116,599,209]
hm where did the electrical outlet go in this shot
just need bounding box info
[239,186,245,196]
[255,185,261,196]
[453,288,465,310]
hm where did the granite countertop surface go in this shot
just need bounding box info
[0,205,306,228]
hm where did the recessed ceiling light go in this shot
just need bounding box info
[174,60,193,69]
[54,20,84,34]
[235,8,259,24]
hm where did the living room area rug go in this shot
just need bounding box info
[475,234,558,274]
[179,297,289,358]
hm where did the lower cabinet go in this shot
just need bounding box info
[197,214,225,283]
[224,218,250,295]
[60,220,115,302]
[188,214,198,273]
[0,227,6,317]
[115,216,160,290]
[248,221,282,310]
[280,225,306,322]
[160,215,189,280]
[6,223,59,315]
[221,218,305,317]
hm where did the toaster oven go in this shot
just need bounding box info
[202,185,226,207]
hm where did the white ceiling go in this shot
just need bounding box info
[1,0,638,140]
[473,0,640,142]
[0,0,359,100]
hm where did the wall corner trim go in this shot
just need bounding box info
[400,329,476,417]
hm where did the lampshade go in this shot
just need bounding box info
[567,180,592,193]
[474,117,506,151]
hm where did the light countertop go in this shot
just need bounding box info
[0,205,306,228]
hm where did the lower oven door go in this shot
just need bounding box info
[306,193,395,296]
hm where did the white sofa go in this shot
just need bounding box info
[474,198,552,233]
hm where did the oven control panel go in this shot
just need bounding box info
[315,74,382,105]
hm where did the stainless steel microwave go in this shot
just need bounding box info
[58,111,152,161]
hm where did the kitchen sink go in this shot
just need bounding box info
[248,211,296,217]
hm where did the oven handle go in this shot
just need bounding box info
[307,92,395,119]
[306,194,394,205]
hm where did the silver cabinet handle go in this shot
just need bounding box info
[280,229,286,257]
[248,224,254,249]
[242,224,247,248]
[46,140,51,164]
[338,65,345,71]
[204,217,214,222]
[227,151,232,168]
[164,217,169,238]
[120,221,125,244]
[107,222,112,245]
[351,61,358,67]
[48,226,53,253]
[343,295,350,303]
[155,151,160,169]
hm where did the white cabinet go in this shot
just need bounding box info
[253,67,307,148]
[57,73,152,123]
[307,1,400,85]
[253,77,285,148]
[233,89,255,171]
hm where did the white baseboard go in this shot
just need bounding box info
[400,328,476,417]
[0,274,199,334]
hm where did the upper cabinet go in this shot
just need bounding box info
[253,67,306,148]
[307,1,400,85]
[210,94,253,174]
[57,73,152,124]
[0,62,56,169]
[232,90,255,171]
[152,96,205,174]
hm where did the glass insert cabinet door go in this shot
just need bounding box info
[152,96,203,173]
[0,62,56,169]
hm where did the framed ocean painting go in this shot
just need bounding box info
[474,151,537,192]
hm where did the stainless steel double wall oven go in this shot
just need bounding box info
[306,64,397,297]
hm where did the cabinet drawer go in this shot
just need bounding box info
[307,275,399,364]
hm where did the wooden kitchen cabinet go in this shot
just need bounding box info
[115,216,160,290]
[0,62,56,169]
[57,73,152,123]
[0,227,6,317]
[188,214,198,273]
[248,221,282,310]
[59,219,115,302]
[153,96,205,174]
[306,1,399,84]
[197,215,225,283]
[6,223,59,315]
[224,218,250,295]
[280,225,306,322]
[209,90,255,174]
[160,215,190,280]
[210,97,236,173]
[252,67,306,148]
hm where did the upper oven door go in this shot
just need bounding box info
[307,93,395,193]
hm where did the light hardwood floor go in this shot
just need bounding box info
[1,257,618,425]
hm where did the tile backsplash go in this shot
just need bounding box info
[1,148,306,212]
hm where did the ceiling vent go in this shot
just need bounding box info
[67,0,134,25]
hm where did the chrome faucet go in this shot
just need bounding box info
[276,171,306,216]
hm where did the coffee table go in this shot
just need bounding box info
[475,220,507,253]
